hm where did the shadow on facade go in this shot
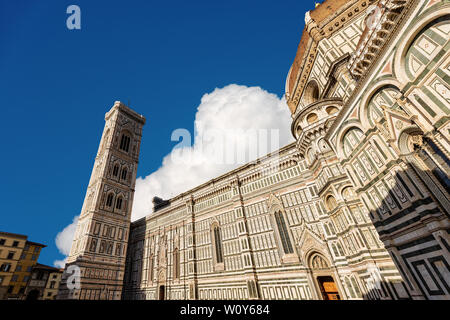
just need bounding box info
[357,151,450,300]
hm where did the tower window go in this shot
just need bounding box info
[113,164,119,177]
[119,134,131,152]
[106,194,114,207]
[121,168,128,180]
[213,226,223,264]
[116,197,123,210]
[275,211,294,254]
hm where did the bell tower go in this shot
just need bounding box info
[58,101,146,300]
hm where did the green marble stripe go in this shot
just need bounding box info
[414,93,437,117]
[435,68,450,86]
[422,85,450,114]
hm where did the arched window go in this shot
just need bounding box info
[326,195,337,211]
[326,106,339,115]
[106,193,114,207]
[342,187,356,201]
[121,168,128,180]
[119,133,131,152]
[213,226,223,264]
[115,197,123,210]
[113,164,119,177]
[310,253,329,269]
[302,80,320,105]
[306,112,318,124]
[274,211,294,254]
[342,128,364,157]
[148,254,154,283]
[173,248,180,279]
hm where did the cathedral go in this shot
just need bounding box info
[57,0,450,300]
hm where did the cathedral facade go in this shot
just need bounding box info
[59,0,450,300]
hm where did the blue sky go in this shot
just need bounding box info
[0,1,313,267]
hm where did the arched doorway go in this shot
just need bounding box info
[317,276,340,300]
[26,289,40,300]
[159,285,165,300]
[309,253,341,300]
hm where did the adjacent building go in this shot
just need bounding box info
[25,264,63,300]
[7,241,46,299]
[59,0,450,300]
[0,232,27,299]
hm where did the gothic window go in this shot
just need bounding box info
[113,164,119,177]
[121,167,128,180]
[213,226,224,264]
[274,211,293,254]
[106,193,114,207]
[173,248,180,279]
[119,133,131,153]
[116,197,123,210]
[148,255,154,283]
[310,253,329,269]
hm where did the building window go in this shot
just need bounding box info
[20,253,26,259]
[0,276,3,285]
[106,193,114,207]
[148,255,154,282]
[119,133,131,152]
[116,197,123,210]
[11,275,18,282]
[23,276,29,282]
[7,251,14,259]
[121,168,128,180]
[0,239,5,245]
[113,164,119,177]
[47,292,52,297]
[213,226,223,264]
[24,244,29,251]
[12,241,19,247]
[7,286,13,293]
[16,265,22,271]
[1,263,11,272]
[173,248,180,280]
[50,281,56,289]
[32,255,37,261]
[274,211,294,254]
[19,286,25,294]
[33,246,39,253]
[26,266,32,272]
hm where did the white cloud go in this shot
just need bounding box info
[53,258,68,269]
[132,84,293,220]
[54,84,294,265]
[53,215,78,268]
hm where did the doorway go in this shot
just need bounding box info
[317,276,340,300]
[26,289,40,300]
[159,285,165,300]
